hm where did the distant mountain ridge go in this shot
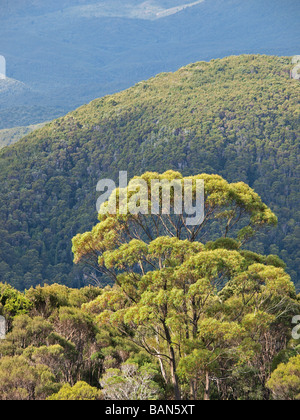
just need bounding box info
[0,0,203,18]
[0,0,299,133]
[66,0,205,20]
[0,77,65,132]
[0,123,46,149]
[0,78,29,100]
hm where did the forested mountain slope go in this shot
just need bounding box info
[0,55,299,290]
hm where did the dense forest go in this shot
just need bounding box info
[0,171,299,400]
[0,55,299,291]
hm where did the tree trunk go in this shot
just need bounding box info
[163,321,181,400]
[170,357,181,401]
[157,354,168,385]
[204,371,210,401]
[190,379,197,400]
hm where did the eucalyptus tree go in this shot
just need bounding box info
[73,171,298,400]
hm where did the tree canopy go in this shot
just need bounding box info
[69,171,300,400]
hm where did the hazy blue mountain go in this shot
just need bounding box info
[0,0,299,131]
[0,122,46,149]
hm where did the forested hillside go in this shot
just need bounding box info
[0,55,299,290]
